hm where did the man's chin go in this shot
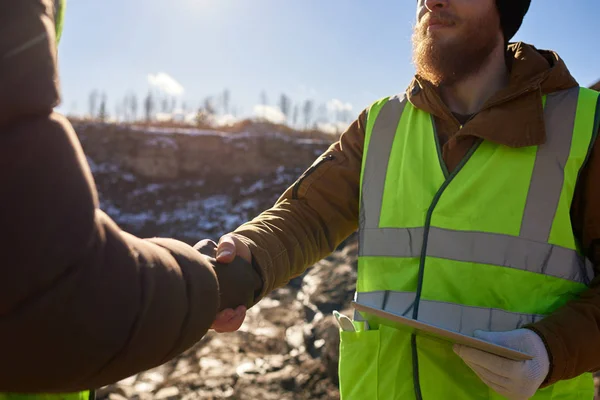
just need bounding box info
[426,29,459,44]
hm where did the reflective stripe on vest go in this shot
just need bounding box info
[359,226,593,283]
[355,290,545,336]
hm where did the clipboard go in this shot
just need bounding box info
[352,301,533,361]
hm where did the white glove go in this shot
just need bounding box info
[453,329,550,400]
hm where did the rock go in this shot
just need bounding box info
[133,381,156,393]
[285,325,305,349]
[96,384,131,399]
[303,261,356,315]
[154,387,180,399]
[311,315,342,385]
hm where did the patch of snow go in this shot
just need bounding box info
[202,195,230,211]
[157,208,195,225]
[86,157,120,174]
[222,214,243,231]
[122,173,136,182]
[241,180,265,195]
[130,183,165,197]
[146,136,178,150]
[128,125,332,145]
[146,183,164,192]
[233,198,259,211]
[102,203,122,218]
[118,211,154,228]
[130,125,225,137]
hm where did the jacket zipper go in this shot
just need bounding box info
[292,154,335,199]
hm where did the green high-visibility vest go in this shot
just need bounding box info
[339,86,600,399]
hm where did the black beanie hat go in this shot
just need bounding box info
[495,0,531,42]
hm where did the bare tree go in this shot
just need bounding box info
[161,97,169,113]
[88,90,99,119]
[144,91,154,122]
[171,97,177,114]
[98,93,108,122]
[70,101,78,118]
[122,95,130,122]
[223,89,231,114]
[131,94,138,122]
[279,94,291,123]
[292,104,299,128]
[181,102,188,118]
[115,101,122,123]
[317,103,328,124]
[260,91,268,106]
[303,100,314,129]
[204,97,215,115]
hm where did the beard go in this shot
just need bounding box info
[412,9,501,86]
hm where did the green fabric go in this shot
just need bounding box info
[341,88,598,399]
[431,138,537,236]
[0,392,90,400]
[379,105,445,229]
[549,88,600,249]
[357,257,419,294]
[55,0,66,44]
[421,257,587,315]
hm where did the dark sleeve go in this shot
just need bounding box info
[528,123,600,385]
[0,114,220,392]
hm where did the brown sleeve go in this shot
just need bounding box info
[0,115,220,392]
[233,110,367,301]
[527,125,600,385]
[0,0,222,392]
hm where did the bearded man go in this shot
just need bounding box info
[200,1,600,398]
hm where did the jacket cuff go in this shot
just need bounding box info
[230,232,271,304]
[525,323,569,387]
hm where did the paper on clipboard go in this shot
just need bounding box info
[351,301,533,361]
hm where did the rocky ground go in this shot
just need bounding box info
[74,121,600,399]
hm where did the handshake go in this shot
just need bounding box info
[194,234,262,333]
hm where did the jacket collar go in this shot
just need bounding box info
[406,42,579,148]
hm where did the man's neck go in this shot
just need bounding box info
[438,42,510,117]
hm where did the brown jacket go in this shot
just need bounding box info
[234,42,600,386]
[0,0,255,392]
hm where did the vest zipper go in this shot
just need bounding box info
[410,139,483,400]
[432,118,451,179]
[292,154,335,200]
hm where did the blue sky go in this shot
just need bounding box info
[56,0,600,125]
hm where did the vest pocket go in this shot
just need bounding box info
[338,329,380,399]
[339,324,416,400]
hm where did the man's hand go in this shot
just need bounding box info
[453,329,550,400]
[194,235,255,333]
